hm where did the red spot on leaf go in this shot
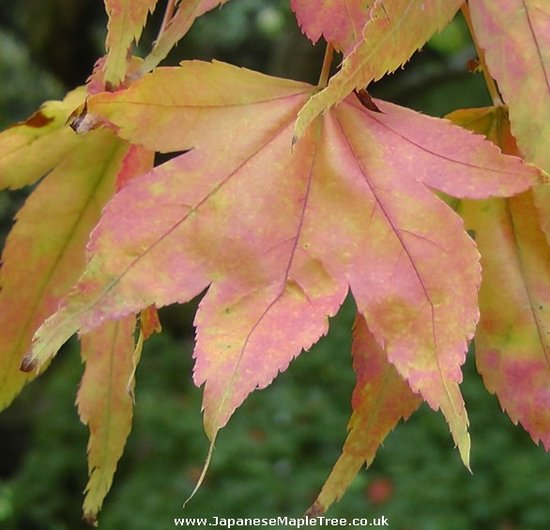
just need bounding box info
[25,111,54,128]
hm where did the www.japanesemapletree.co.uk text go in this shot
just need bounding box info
[174,515,390,528]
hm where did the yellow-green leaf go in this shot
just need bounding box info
[77,315,136,524]
[0,129,129,411]
[0,88,85,190]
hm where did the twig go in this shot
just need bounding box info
[156,0,178,42]
[318,43,335,89]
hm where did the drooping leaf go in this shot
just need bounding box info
[0,88,85,190]
[77,315,136,525]
[103,0,158,87]
[450,106,550,450]
[139,0,230,75]
[0,129,132,411]
[469,0,550,241]
[294,0,463,139]
[308,314,421,515]
[290,0,371,55]
[25,62,538,463]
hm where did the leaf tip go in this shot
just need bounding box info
[305,501,325,518]
[457,433,472,473]
[20,353,37,373]
[83,511,98,527]
[183,434,217,509]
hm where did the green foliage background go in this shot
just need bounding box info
[1,2,549,529]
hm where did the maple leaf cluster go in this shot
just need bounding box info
[0,0,549,523]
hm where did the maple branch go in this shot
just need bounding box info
[317,43,335,89]
[461,3,503,106]
[156,0,178,42]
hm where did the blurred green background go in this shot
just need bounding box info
[1,1,549,529]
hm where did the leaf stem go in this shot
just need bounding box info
[461,3,503,106]
[156,0,178,42]
[317,43,335,89]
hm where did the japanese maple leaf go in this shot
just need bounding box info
[75,145,155,524]
[78,315,136,524]
[0,87,133,410]
[0,84,157,521]
[24,61,538,467]
[449,106,550,451]
[468,0,550,241]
